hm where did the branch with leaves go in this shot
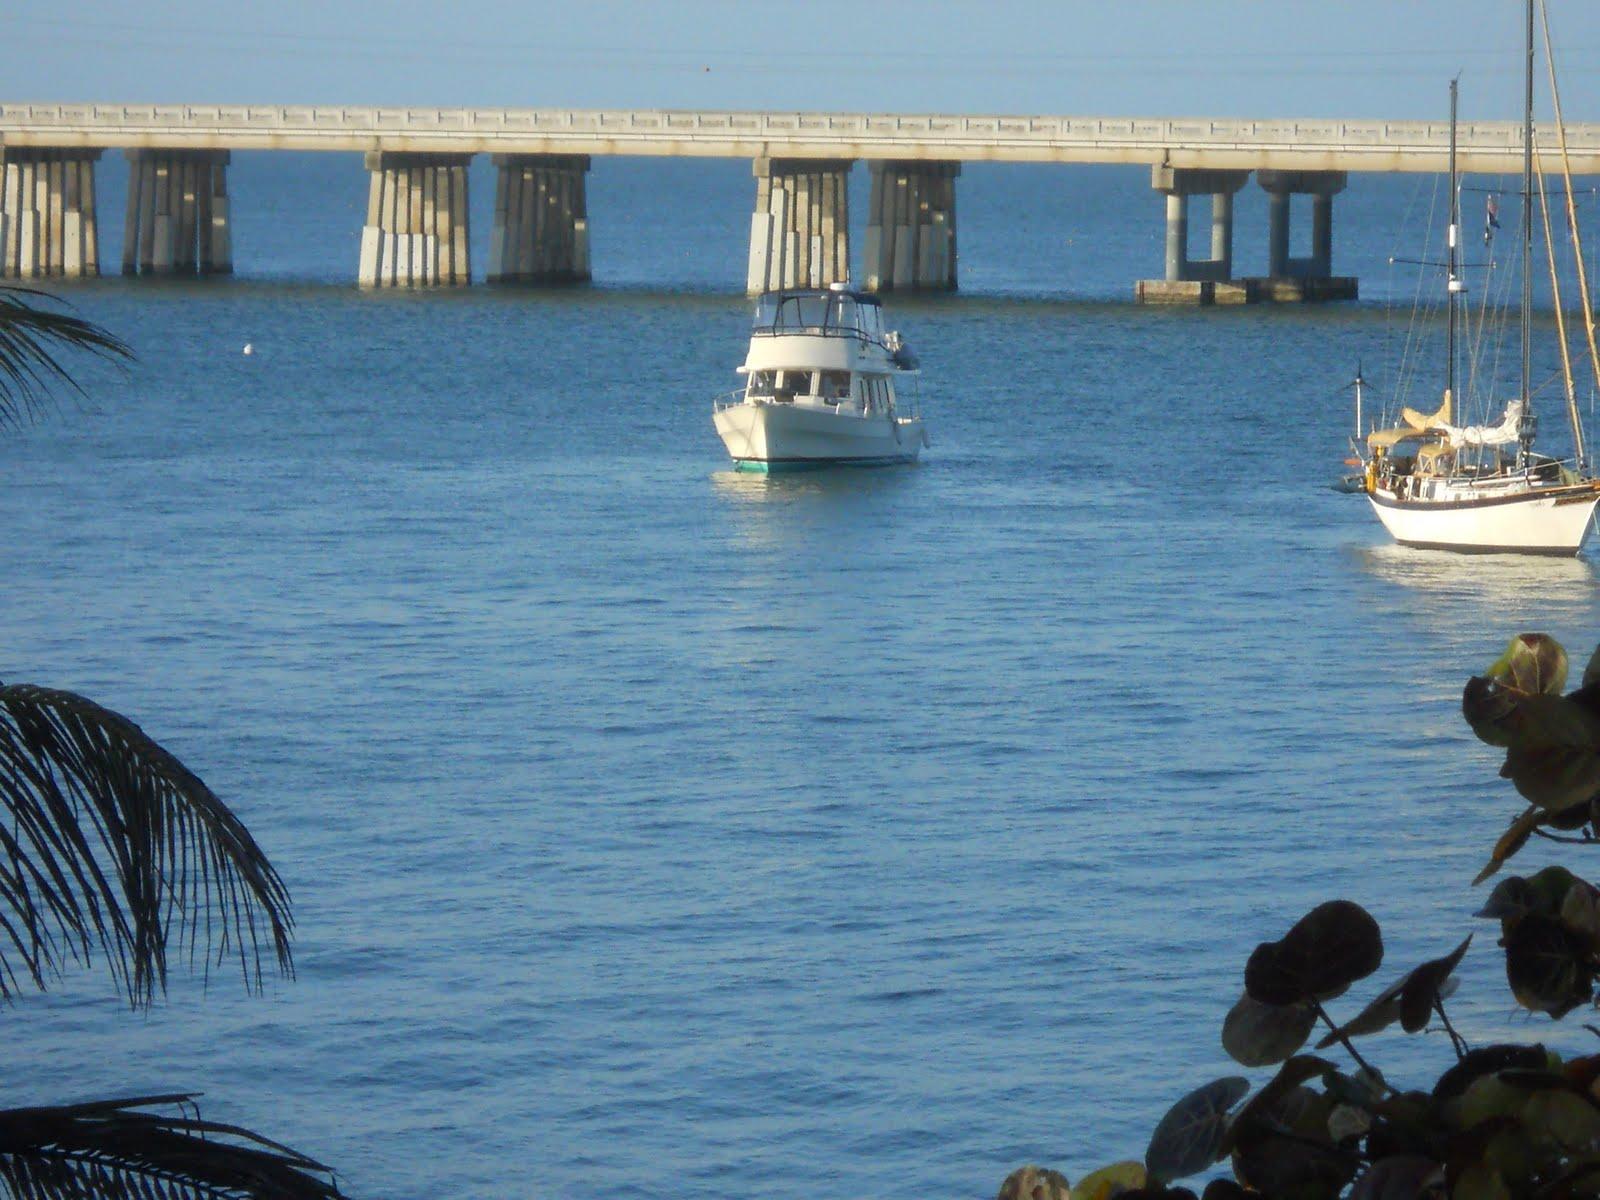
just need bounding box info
[0,286,131,429]
[0,683,294,1008]
[0,289,341,1200]
[999,632,1600,1200]
[0,1095,340,1200]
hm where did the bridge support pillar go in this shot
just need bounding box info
[487,154,590,284]
[1136,166,1250,304]
[358,152,471,288]
[123,150,231,277]
[863,160,958,292]
[747,157,851,295]
[1251,169,1356,301]
[1,148,103,279]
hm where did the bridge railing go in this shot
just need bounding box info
[5,104,1600,161]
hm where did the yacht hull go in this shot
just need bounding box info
[1368,484,1600,555]
[714,402,925,470]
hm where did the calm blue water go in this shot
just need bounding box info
[7,154,1600,1199]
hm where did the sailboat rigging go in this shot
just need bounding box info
[1351,0,1600,556]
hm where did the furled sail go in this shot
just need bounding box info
[1440,399,1525,448]
[1401,389,1452,431]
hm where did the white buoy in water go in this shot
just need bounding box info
[242,343,254,356]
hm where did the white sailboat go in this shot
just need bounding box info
[713,285,928,471]
[1355,1,1600,556]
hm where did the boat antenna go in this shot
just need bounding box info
[1447,76,1460,415]
[1519,0,1536,465]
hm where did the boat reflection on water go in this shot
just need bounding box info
[708,465,919,553]
[709,464,913,504]
[1352,542,1597,616]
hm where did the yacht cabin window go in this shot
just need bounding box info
[781,370,815,396]
[820,371,851,401]
[748,370,777,396]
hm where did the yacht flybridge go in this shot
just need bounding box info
[713,285,929,470]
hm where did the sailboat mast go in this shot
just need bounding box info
[1447,78,1459,407]
[1521,0,1535,449]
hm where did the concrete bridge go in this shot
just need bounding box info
[4,102,1599,301]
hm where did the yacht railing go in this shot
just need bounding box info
[748,321,889,347]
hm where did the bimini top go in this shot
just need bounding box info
[751,288,887,342]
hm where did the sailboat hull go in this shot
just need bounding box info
[1368,484,1600,555]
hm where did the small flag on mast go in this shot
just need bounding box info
[1484,195,1502,245]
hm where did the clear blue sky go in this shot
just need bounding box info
[6,0,1600,121]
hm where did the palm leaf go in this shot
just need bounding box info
[0,286,132,430]
[0,1094,340,1200]
[0,683,292,1007]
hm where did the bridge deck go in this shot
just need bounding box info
[4,104,1600,173]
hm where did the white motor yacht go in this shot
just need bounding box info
[713,285,929,470]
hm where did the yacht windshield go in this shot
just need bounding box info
[752,292,874,338]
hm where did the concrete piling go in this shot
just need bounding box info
[1253,169,1356,301]
[122,149,230,277]
[1138,165,1357,303]
[1136,166,1251,304]
[0,148,102,278]
[747,157,852,294]
[358,152,472,288]
[863,160,958,292]
[487,154,589,285]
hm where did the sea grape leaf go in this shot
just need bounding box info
[1365,1091,1446,1162]
[1074,1161,1146,1200]
[1222,1060,1336,1156]
[997,1165,1071,1200]
[1527,865,1584,913]
[1398,935,1472,1033]
[1322,1067,1387,1112]
[1521,1090,1600,1150]
[1476,875,1537,920]
[1460,654,1600,810]
[1473,810,1543,886]
[1145,1077,1249,1183]
[1222,991,1316,1067]
[1561,881,1600,949]
[1463,683,1600,760]
[1245,901,1383,1007]
[1486,633,1568,696]
[1501,742,1600,813]
[1327,1102,1372,1144]
[1316,936,1471,1047]
[1316,977,1405,1048]
[1464,676,1524,749]
[1435,1045,1550,1102]
[1562,1053,1600,1093]
[1347,1155,1445,1200]
[1504,914,1594,1018]
[1455,1074,1533,1130]
[1233,1133,1355,1200]
[1483,1127,1543,1190]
